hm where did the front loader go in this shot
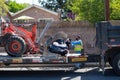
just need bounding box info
[0,17,41,57]
[0,17,67,57]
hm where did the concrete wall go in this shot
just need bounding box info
[0,21,100,55]
[35,21,100,55]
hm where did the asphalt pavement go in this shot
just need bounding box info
[0,67,119,80]
[0,53,119,80]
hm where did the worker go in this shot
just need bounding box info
[71,36,83,54]
[71,36,84,68]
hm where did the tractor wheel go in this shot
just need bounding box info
[112,53,120,76]
[5,36,26,57]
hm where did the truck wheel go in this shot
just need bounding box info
[5,36,26,57]
[112,53,120,76]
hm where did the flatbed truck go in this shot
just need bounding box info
[0,18,119,76]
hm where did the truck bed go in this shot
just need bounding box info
[96,21,120,50]
[0,52,87,65]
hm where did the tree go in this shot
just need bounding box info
[39,0,120,23]
[38,0,68,19]
[67,0,120,23]
[7,0,29,13]
[0,0,9,16]
[67,0,105,23]
[110,0,120,20]
[39,0,67,11]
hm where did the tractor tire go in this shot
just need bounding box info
[5,36,26,57]
[112,53,120,76]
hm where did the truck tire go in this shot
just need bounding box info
[5,36,26,57]
[112,53,120,76]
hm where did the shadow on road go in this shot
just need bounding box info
[0,68,119,80]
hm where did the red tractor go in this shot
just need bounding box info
[0,17,68,57]
[0,18,41,57]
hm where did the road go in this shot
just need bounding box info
[0,67,119,80]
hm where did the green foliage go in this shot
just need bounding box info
[67,0,120,23]
[0,0,9,16]
[39,0,120,23]
[39,0,68,19]
[7,0,29,13]
[39,0,67,11]
[67,0,105,23]
[110,0,120,20]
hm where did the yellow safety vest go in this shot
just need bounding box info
[74,44,83,51]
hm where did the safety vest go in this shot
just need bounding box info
[71,40,83,52]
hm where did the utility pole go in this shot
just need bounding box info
[104,0,110,21]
